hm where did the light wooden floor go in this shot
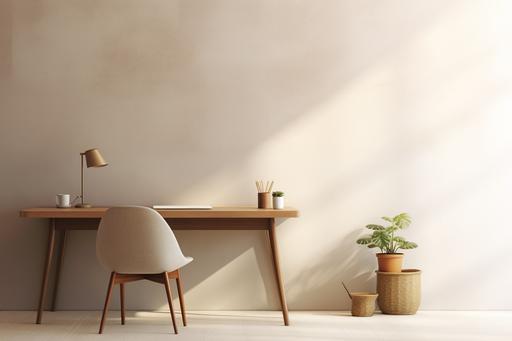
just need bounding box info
[0,311,510,340]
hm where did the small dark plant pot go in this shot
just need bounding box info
[376,253,403,272]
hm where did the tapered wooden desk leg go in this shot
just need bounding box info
[36,219,56,324]
[120,283,125,325]
[268,218,290,326]
[51,230,67,311]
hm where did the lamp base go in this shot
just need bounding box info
[75,203,93,208]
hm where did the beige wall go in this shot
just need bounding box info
[1,0,512,311]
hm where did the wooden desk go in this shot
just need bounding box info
[20,207,299,326]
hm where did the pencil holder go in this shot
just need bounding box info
[258,192,271,209]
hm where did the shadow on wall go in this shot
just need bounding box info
[286,229,376,310]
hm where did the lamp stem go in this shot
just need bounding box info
[80,153,84,206]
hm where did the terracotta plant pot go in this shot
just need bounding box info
[376,253,403,272]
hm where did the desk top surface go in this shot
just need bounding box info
[20,207,299,219]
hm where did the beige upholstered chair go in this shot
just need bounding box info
[96,206,193,334]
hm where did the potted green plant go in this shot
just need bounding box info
[356,213,417,272]
[272,191,285,209]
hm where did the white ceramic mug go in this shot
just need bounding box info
[56,194,71,208]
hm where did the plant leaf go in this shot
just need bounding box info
[381,216,393,223]
[400,241,418,249]
[366,224,385,231]
[371,231,390,250]
[356,237,372,245]
[394,213,411,229]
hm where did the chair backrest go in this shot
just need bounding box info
[96,206,189,274]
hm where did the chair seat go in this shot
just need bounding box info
[112,256,194,275]
[169,256,194,272]
[182,256,194,268]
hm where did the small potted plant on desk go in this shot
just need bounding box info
[272,191,285,209]
[356,213,417,272]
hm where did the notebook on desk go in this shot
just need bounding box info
[152,205,213,210]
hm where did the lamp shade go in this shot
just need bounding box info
[83,148,108,168]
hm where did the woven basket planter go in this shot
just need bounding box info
[351,292,378,317]
[376,269,421,315]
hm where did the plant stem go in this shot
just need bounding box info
[390,228,395,253]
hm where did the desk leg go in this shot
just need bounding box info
[36,219,56,324]
[268,218,289,326]
[51,230,67,311]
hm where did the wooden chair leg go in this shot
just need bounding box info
[120,283,125,325]
[99,272,116,334]
[163,272,178,334]
[175,271,187,326]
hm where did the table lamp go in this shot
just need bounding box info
[76,148,108,208]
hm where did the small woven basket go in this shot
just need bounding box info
[376,269,421,315]
[351,292,378,317]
